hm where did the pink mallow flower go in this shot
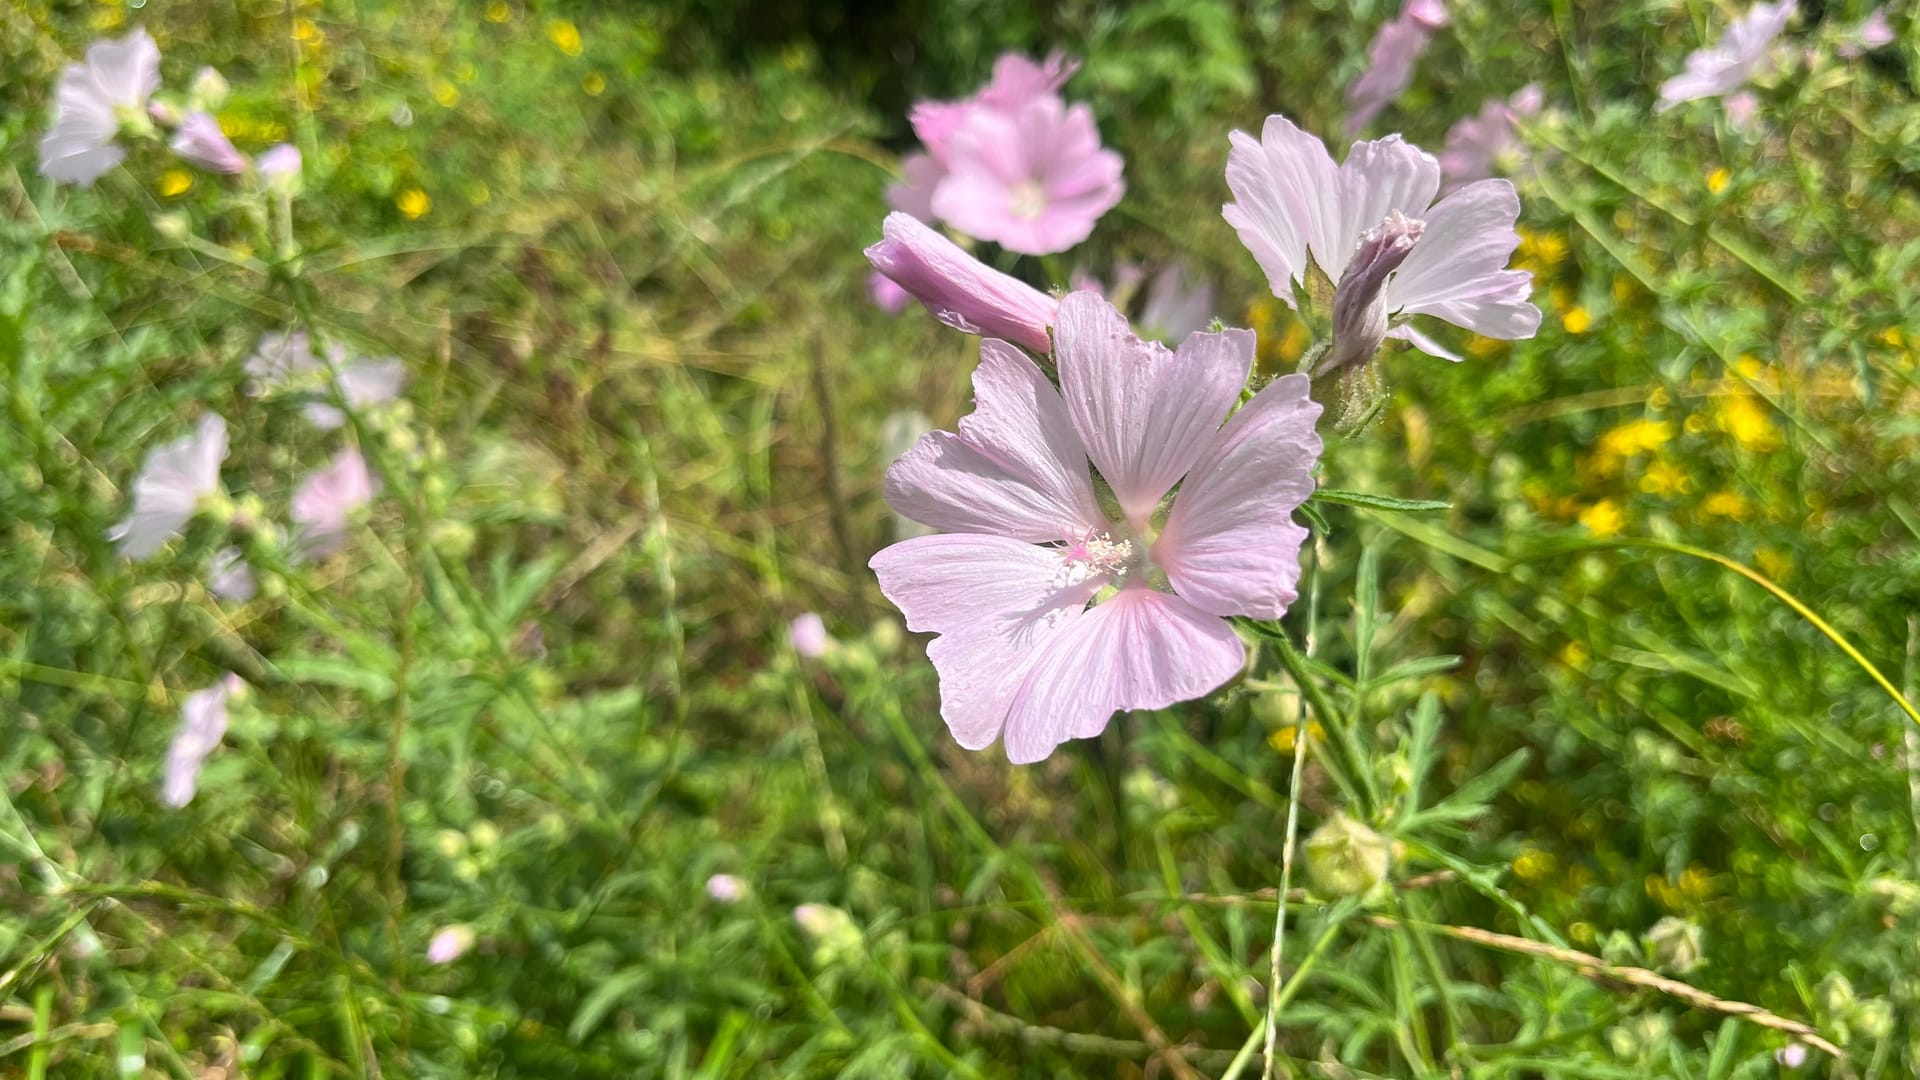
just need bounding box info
[1345,0,1449,137]
[170,111,246,174]
[871,292,1323,764]
[864,212,1059,354]
[1838,7,1893,59]
[39,28,162,187]
[706,874,746,903]
[894,52,1080,224]
[868,270,912,315]
[291,448,377,559]
[1656,1,1797,111]
[111,414,228,559]
[1223,113,1541,361]
[255,143,303,192]
[932,96,1125,255]
[788,613,831,658]
[1439,84,1544,191]
[163,673,242,808]
[207,546,256,602]
[246,329,407,428]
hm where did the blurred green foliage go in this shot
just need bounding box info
[3,0,1920,1076]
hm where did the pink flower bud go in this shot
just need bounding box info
[864,213,1058,355]
[1325,211,1424,374]
[171,112,248,175]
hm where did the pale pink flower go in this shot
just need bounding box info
[39,28,162,186]
[885,152,945,223]
[427,925,475,964]
[162,674,241,808]
[1837,8,1892,58]
[1775,1044,1808,1068]
[706,874,745,903]
[207,546,256,602]
[864,213,1059,354]
[1223,113,1541,360]
[1439,84,1545,191]
[788,613,831,658]
[908,51,1079,165]
[871,292,1322,764]
[1346,1,1448,136]
[246,329,406,428]
[932,96,1125,255]
[305,358,408,430]
[170,111,246,174]
[1657,1,1797,111]
[255,143,303,192]
[1723,90,1762,131]
[112,414,228,559]
[291,448,377,559]
[868,270,912,315]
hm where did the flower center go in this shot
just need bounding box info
[1057,528,1140,590]
[1008,180,1048,220]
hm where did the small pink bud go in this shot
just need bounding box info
[864,213,1058,355]
[426,925,475,964]
[1324,211,1424,374]
[788,613,831,659]
[705,874,745,903]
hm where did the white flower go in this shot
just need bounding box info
[111,414,228,560]
[39,29,162,187]
[162,674,241,808]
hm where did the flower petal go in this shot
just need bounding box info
[1054,292,1251,529]
[1001,587,1246,763]
[1334,135,1441,275]
[871,534,1099,751]
[1223,115,1341,302]
[1386,179,1541,340]
[1154,374,1322,618]
[884,339,1102,542]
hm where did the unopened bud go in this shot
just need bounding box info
[1644,916,1703,974]
[1304,811,1390,898]
[1323,211,1424,375]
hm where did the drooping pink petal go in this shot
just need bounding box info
[871,534,1103,752]
[1385,179,1540,340]
[170,111,247,174]
[111,413,229,559]
[1054,291,1250,528]
[933,97,1124,255]
[1000,586,1246,764]
[1223,116,1343,305]
[1154,375,1322,619]
[864,212,1058,354]
[885,339,1102,541]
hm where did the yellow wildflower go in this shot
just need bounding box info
[1639,458,1690,497]
[1466,335,1507,359]
[485,0,512,21]
[293,17,323,44]
[1595,418,1672,464]
[1558,640,1590,670]
[1714,391,1780,451]
[1706,167,1730,195]
[1516,228,1568,269]
[430,78,460,108]
[1755,547,1791,581]
[1268,722,1326,754]
[89,6,125,30]
[1578,499,1626,538]
[1514,847,1558,883]
[583,72,607,96]
[1700,491,1750,519]
[547,19,583,56]
[1562,306,1593,334]
[396,187,431,219]
[157,169,193,197]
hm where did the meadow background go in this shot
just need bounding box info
[3,0,1919,1076]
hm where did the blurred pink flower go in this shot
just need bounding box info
[885,151,945,222]
[1137,263,1216,344]
[868,270,912,315]
[207,546,256,602]
[1837,7,1892,58]
[706,874,745,903]
[871,292,1322,763]
[1223,113,1541,360]
[427,925,475,964]
[864,212,1059,354]
[909,51,1079,165]
[1723,90,1762,131]
[932,96,1124,255]
[170,111,246,174]
[39,28,162,186]
[1346,1,1448,136]
[246,329,406,428]
[305,358,408,430]
[291,448,377,559]
[1657,1,1796,111]
[788,613,831,658]
[163,673,242,808]
[112,414,228,559]
[1439,84,1544,191]
[255,143,303,191]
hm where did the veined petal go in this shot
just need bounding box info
[871,534,1101,752]
[1054,291,1250,528]
[1001,586,1246,764]
[1223,115,1341,301]
[84,28,161,107]
[1154,374,1322,618]
[884,339,1102,542]
[1386,179,1541,340]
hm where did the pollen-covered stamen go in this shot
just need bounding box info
[1058,529,1136,584]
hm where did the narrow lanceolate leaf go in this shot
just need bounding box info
[1313,489,1451,512]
